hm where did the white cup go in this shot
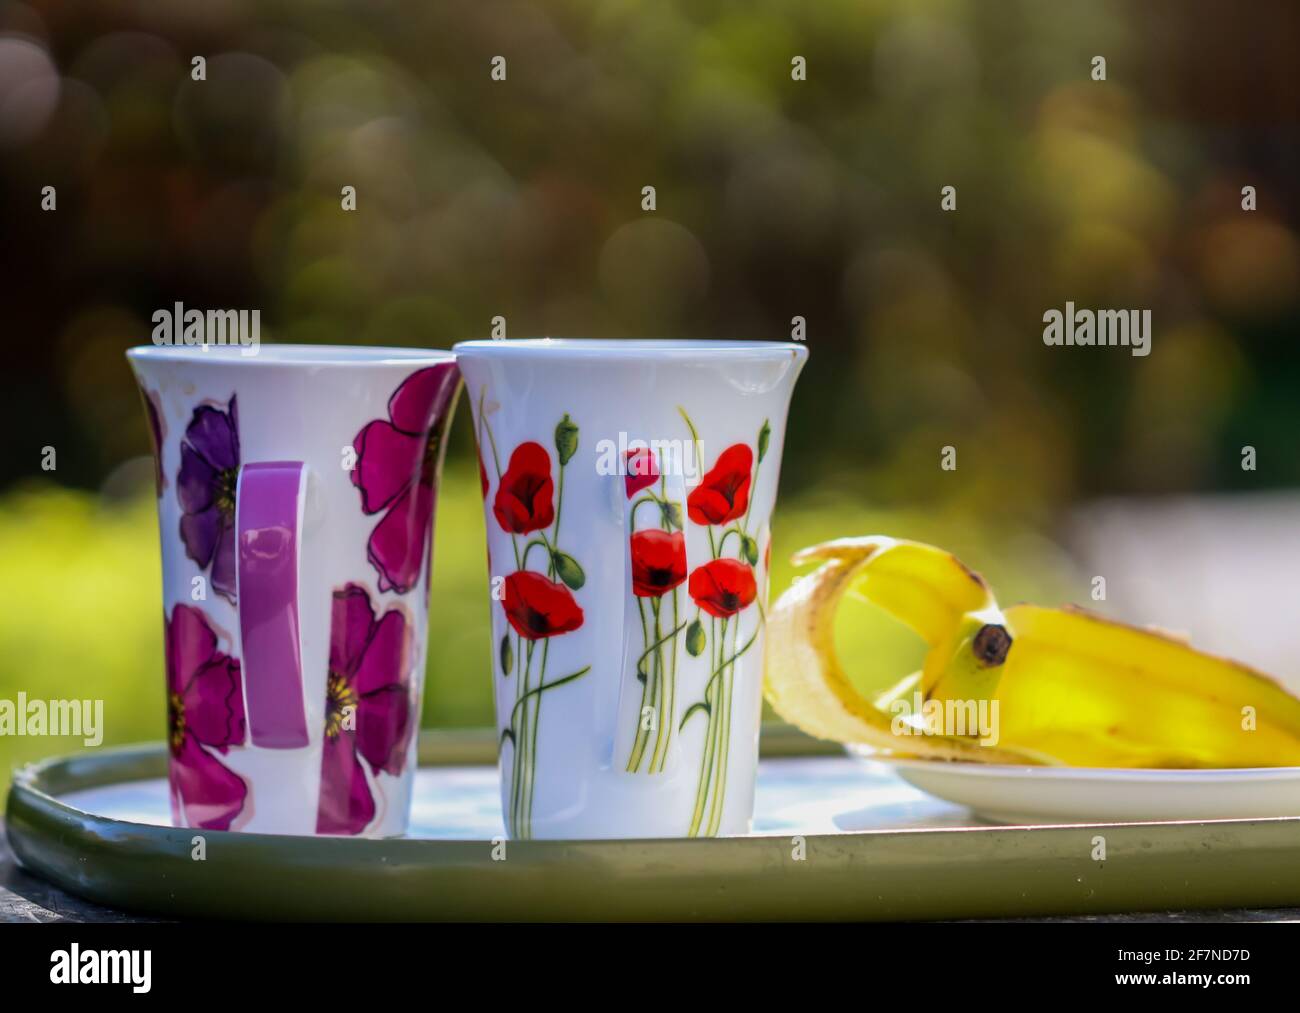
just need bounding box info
[127,344,460,836]
[454,339,808,838]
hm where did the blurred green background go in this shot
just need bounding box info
[1,0,1298,784]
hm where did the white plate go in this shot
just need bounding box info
[849,748,1300,824]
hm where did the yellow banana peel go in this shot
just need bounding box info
[763,538,1040,764]
[764,536,1300,768]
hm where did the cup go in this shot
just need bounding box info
[454,338,807,838]
[127,344,460,836]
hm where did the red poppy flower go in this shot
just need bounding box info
[687,444,753,526]
[493,442,555,534]
[689,558,757,618]
[503,570,584,639]
[630,529,687,597]
[477,452,489,500]
[625,447,658,498]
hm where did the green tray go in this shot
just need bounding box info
[8,727,1300,921]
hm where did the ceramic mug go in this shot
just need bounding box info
[127,344,460,836]
[454,339,808,838]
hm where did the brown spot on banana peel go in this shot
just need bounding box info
[953,557,992,596]
[973,623,1012,667]
[765,537,1044,765]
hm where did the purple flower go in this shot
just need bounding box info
[166,604,248,831]
[177,396,240,603]
[137,384,166,497]
[352,367,457,594]
[316,584,415,836]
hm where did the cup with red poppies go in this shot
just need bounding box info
[127,344,460,836]
[454,338,807,839]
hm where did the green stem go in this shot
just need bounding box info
[520,538,549,571]
[651,587,680,773]
[705,617,729,833]
[627,598,652,772]
[477,387,520,572]
[507,657,592,838]
[688,616,722,837]
[715,526,744,556]
[537,530,556,579]
[698,625,762,694]
[504,663,593,729]
[678,405,705,507]
[686,616,763,834]
[628,494,663,532]
[553,461,566,545]
[740,426,763,536]
[478,387,521,569]
[649,597,662,771]
[478,387,504,478]
[525,638,548,836]
[687,678,716,836]
[512,640,534,836]
[632,621,687,672]
[709,618,742,836]
[677,406,702,452]
[529,452,571,825]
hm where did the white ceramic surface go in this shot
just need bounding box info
[868,753,1300,824]
[455,339,808,838]
[127,344,460,836]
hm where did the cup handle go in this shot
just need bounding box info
[612,459,690,774]
[236,460,310,749]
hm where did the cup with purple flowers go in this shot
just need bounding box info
[128,344,460,836]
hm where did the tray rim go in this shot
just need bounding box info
[9,726,1300,921]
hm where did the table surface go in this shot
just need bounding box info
[1,825,157,923]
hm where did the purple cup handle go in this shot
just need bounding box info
[236,461,310,749]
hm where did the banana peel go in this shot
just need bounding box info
[764,536,1300,768]
[763,538,1042,764]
